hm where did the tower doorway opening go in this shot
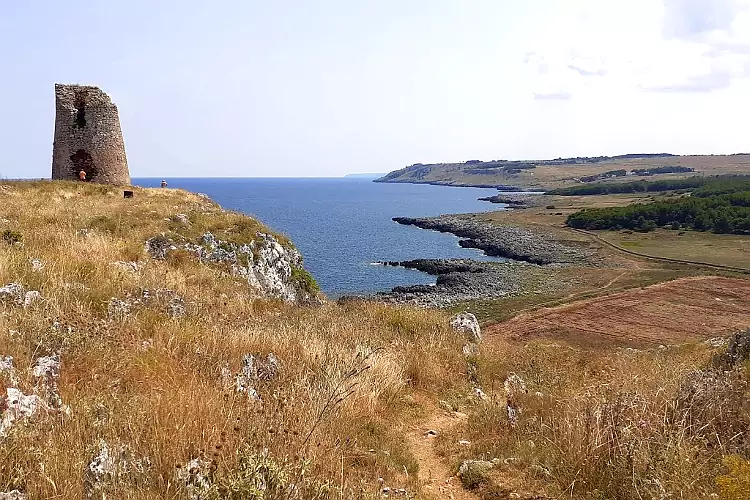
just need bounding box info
[70,149,98,181]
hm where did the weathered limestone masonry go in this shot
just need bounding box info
[52,84,131,185]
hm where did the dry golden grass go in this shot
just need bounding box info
[0,181,467,499]
[436,337,750,499]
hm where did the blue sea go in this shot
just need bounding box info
[133,178,505,296]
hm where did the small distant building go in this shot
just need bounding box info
[51,84,130,185]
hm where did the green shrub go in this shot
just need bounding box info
[291,266,319,295]
[207,447,331,499]
[459,461,493,490]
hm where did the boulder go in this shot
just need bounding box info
[451,312,482,343]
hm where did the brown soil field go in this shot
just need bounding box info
[485,276,750,348]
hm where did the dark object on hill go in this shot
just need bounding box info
[2,230,22,245]
[632,165,694,176]
[478,195,534,207]
[712,329,750,371]
[580,169,628,183]
[52,84,130,185]
[124,190,134,199]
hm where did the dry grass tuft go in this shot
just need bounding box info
[438,337,750,499]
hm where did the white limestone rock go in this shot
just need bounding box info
[174,213,190,225]
[84,440,151,500]
[167,297,186,318]
[176,457,212,500]
[0,284,25,305]
[144,235,176,260]
[23,291,41,308]
[0,388,46,438]
[451,312,482,343]
[0,491,27,500]
[234,353,280,401]
[32,354,66,411]
[107,298,131,321]
[0,356,19,386]
[245,233,304,302]
[191,232,308,302]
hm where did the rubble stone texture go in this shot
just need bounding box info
[52,84,130,185]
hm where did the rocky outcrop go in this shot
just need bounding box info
[145,231,316,302]
[84,440,150,499]
[0,354,67,439]
[375,258,571,307]
[376,259,522,307]
[477,194,541,208]
[393,214,592,265]
[451,313,482,343]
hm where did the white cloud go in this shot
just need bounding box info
[533,92,572,101]
[526,0,750,99]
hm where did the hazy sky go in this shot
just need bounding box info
[2,0,750,178]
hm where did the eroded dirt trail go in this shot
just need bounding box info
[406,400,477,500]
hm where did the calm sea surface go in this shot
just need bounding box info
[133,178,505,296]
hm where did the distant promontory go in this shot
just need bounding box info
[375,153,750,191]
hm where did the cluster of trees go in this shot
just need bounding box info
[580,169,627,183]
[631,166,694,176]
[549,176,714,195]
[692,178,750,197]
[566,189,750,234]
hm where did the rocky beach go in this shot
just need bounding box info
[371,214,598,306]
[392,214,593,265]
[374,258,567,307]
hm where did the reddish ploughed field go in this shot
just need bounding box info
[486,276,750,348]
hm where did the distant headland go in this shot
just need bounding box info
[375,153,750,191]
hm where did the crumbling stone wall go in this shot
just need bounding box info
[52,84,131,185]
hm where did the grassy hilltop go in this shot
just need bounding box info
[0,181,748,499]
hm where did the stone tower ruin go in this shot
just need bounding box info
[52,84,131,185]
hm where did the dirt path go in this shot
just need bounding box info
[406,400,476,499]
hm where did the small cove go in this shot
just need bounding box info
[134,177,506,296]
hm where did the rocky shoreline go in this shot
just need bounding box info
[372,259,545,307]
[392,214,592,265]
[477,193,544,208]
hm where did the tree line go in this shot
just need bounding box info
[565,178,750,234]
[549,175,748,196]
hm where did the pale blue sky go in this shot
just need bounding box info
[2,0,750,178]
